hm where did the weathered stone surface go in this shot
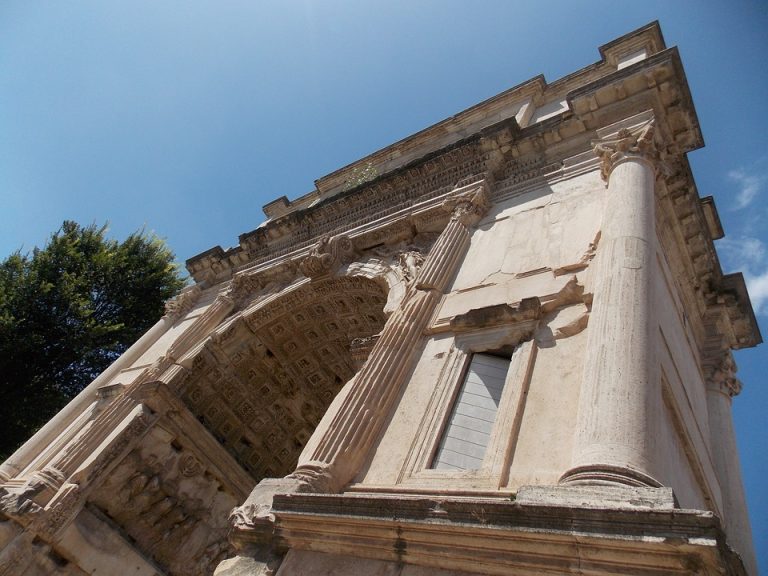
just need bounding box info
[0,21,760,576]
[270,492,747,576]
[515,484,677,509]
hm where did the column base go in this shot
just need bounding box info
[287,462,336,493]
[216,477,307,576]
[559,464,662,488]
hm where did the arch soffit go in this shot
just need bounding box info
[164,272,390,481]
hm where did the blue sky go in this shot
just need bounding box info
[1,1,766,569]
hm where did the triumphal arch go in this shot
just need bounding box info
[0,22,761,575]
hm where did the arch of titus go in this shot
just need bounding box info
[0,22,762,576]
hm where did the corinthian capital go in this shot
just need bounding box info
[593,120,660,182]
[229,271,264,306]
[708,351,743,398]
[442,180,492,226]
[164,285,202,320]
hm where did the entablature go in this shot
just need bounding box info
[184,20,758,355]
[186,22,672,284]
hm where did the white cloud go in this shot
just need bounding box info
[717,235,766,269]
[728,168,762,210]
[716,235,768,315]
[745,270,768,315]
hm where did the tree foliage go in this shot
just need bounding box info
[0,221,186,460]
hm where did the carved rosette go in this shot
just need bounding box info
[298,234,355,280]
[593,120,659,182]
[179,453,204,477]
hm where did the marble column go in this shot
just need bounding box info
[560,118,662,488]
[705,353,757,576]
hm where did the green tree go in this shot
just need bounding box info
[0,221,186,460]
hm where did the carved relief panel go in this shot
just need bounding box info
[89,426,237,576]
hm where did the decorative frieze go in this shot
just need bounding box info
[188,141,492,285]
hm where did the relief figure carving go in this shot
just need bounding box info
[396,250,425,285]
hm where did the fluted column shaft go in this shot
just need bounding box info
[292,183,491,493]
[561,121,662,487]
[705,354,757,575]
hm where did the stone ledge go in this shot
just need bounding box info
[272,491,711,538]
[515,484,677,510]
[269,490,746,575]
